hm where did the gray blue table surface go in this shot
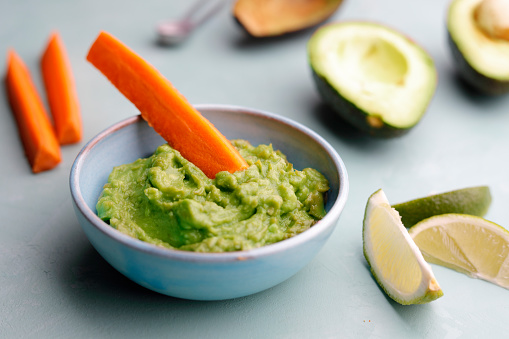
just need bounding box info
[2,0,509,337]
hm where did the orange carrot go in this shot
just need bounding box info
[41,31,82,145]
[5,49,62,173]
[86,31,248,179]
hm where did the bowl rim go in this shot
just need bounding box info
[70,104,349,262]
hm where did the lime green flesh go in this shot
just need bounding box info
[308,22,437,130]
[409,214,509,289]
[366,200,423,295]
[363,189,443,305]
[448,0,509,81]
[392,186,492,228]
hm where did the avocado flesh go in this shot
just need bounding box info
[233,0,343,37]
[448,0,509,94]
[308,22,437,137]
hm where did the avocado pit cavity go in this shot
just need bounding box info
[339,37,408,86]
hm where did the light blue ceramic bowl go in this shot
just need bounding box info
[70,104,349,300]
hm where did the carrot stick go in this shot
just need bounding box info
[41,31,82,145]
[5,49,62,173]
[86,31,248,179]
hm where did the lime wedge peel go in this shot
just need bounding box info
[409,213,509,290]
[392,186,492,228]
[363,189,444,305]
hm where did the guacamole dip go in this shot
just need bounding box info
[96,140,329,252]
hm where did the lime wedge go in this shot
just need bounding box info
[409,214,509,289]
[363,189,444,305]
[392,186,492,228]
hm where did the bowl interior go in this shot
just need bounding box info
[75,105,346,249]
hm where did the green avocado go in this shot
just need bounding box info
[308,22,437,138]
[96,140,329,253]
[448,0,509,94]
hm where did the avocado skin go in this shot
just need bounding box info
[232,0,343,38]
[311,70,411,138]
[233,16,311,39]
[448,33,509,95]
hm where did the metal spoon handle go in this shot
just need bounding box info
[182,0,226,28]
[157,0,226,45]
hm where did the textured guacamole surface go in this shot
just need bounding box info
[96,140,329,252]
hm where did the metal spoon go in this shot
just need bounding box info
[157,0,226,45]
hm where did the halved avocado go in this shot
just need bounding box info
[233,0,343,38]
[308,22,437,138]
[448,0,509,94]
